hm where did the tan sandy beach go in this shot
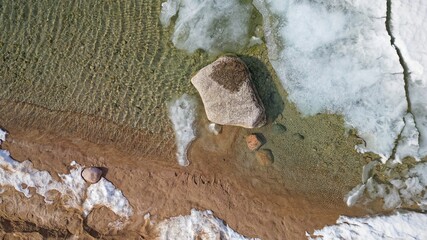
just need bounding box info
[0,95,373,239]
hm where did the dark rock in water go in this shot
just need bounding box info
[246,133,264,151]
[82,167,103,184]
[294,133,305,140]
[255,149,274,166]
[191,56,266,128]
[272,123,287,133]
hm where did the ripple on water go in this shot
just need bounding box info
[0,0,211,149]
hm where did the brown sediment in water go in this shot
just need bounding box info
[0,100,371,239]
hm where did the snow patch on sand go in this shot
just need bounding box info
[168,94,197,166]
[83,178,133,217]
[160,0,253,54]
[157,209,259,240]
[309,211,427,240]
[0,138,132,218]
[0,129,6,143]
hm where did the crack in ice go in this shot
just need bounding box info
[385,0,422,161]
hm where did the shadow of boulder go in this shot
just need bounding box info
[239,55,284,123]
[99,167,109,178]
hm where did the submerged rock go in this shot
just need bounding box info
[272,122,287,134]
[255,149,274,166]
[191,56,266,128]
[82,167,103,184]
[246,134,264,151]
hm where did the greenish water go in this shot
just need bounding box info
[0,0,211,136]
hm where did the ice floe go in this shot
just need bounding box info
[168,94,198,166]
[253,0,407,161]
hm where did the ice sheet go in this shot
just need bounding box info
[168,94,198,166]
[309,211,427,240]
[160,0,253,54]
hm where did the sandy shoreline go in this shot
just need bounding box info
[0,100,372,239]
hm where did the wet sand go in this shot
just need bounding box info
[0,98,372,239]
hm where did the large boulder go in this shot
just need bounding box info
[191,56,266,128]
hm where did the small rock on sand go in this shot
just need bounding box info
[246,134,263,151]
[272,123,287,134]
[82,167,103,184]
[255,149,274,166]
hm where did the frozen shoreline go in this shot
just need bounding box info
[309,211,427,240]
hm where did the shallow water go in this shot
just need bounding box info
[0,0,211,137]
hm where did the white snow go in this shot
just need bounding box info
[253,0,407,161]
[207,123,222,135]
[0,150,86,207]
[83,177,133,217]
[0,129,6,143]
[395,114,421,162]
[391,0,427,88]
[344,184,365,207]
[160,0,180,27]
[362,160,379,183]
[168,94,198,166]
[391,0,427,157]
[157,209,259,240]
[346,162,427,210]
[0,139,132,218]
[160,0,253,54]
[308,211,427,240]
